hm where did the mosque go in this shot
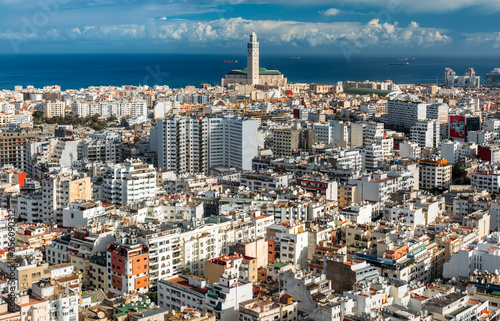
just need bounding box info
[221,31,287,87]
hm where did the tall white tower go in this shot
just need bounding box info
[247,31,259,85]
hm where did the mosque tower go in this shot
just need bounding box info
[247,31,259,85]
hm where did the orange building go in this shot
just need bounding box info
[107,236,149,296]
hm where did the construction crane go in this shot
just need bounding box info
[234,98,250,114]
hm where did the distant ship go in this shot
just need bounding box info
[289,56,301,60]
[390,61,410,65]
[397,57,416,62]
[222,60,238,63]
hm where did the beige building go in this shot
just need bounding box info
[0,258,50,295]
[0,130,40,171]
[229,238,268,269]
[205,254,257,285]
[238,296,298,321]
[17,295,49,321]
[338,184,358,208]
[42,101,66,118]
[42,173,92,225]
[273,128,300,158]
[165,309,215,321]
[310,83,342,94]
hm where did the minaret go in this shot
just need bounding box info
[247,31,259,85]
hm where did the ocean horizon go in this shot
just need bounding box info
[1,53,500,90]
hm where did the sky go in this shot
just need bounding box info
[0,0,499,55]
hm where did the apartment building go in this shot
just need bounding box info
[102,159,156,205]
[0,130,39,170]
[410,120,440,149]
[240,172,290,193]
[205,274,253,321]
[107,236,150,296]
[384,100,427,128]
[205,253,257,285]
[443,232,500,279]
[266,221,309,268]
[158,275,209,312]
[42,100,66,118]
[471,169,500,194]
[42,170,92,225]
[150,116,257,173]
[418,159,452,190]
[239,297,298,321]
[295,177,338,201]
[273,128,300,157]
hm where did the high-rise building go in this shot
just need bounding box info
[410,120,440,149]
[150,115,258,173]
[384,100,427,129]
[485,68,500,88]
[444,67,480,88]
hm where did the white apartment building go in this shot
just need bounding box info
[150,115,258,173]
[239,297,298,321]
[483,118,500,132]
[426,103,449,123]
[360,144,384,171]
[102,159,156,205]
[383,203,426,226]
[489,201,500,232]
[347,171,414,205]
[441,141,463,164]
[266,222,309,268]
[17,193,43,223]
[349,123,365,148]
[132,213,269,282]
[400,142,421,159]
[313,123,334,146]
[418,159,452,190]
[205,275,253,321]
[158,275,209,312]
[71,101,90,118]
[330,150,363,171]
[410,120,440,149]
[207,117,258,171]
[62,200,106,227]
[443,232,500,278]
[331,121,350,148]
[79,139,122,163]
[240,172,290,193]
[340,203,373,224]
[364,122,385,145]
[384,100,427,128]
[471,169,500,194]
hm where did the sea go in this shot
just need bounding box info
[1,54,500,90]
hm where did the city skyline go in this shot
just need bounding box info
[1,0,499,55]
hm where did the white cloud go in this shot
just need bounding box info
[215,0,500,13]
[463,32,500,48]
[0,17,451,49]
[320,8,341,16]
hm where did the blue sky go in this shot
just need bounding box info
[1,0,499,55]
